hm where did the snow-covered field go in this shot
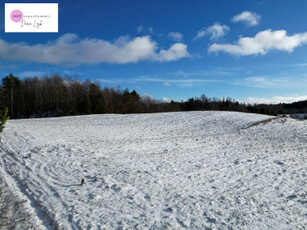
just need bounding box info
[0,111,306,229]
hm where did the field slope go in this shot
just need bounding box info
[0,111,306,229]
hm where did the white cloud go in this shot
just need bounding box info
[194,30,206,41]
[133,76,216,87]
[171,70,189,77]
[232,11,261,26]
[236,76,288,88]
[194,23,229,41]
[243,95,307,104]
[209,29,307,55]
[17,71,49,78]
[233,74,307,93]
[98,78,126,84]
[142,94,171,102]
[154,43,190,62]
[170,69,234,77]
[168,32,183,42]
[206,23,230,40]
[137,25,143,33]
[56,33,79,44]
[162,97,171,102]
[293,62,307,67]
[142,94,155,100]
[137,26,157,35]
[96,74,219,88]
[148,27,154,34]
[0,34,190,65]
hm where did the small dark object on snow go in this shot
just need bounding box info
[81,178,85,185]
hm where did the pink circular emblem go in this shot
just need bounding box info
[10,10,23,23]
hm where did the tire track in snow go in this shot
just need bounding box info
[0,139,73,230]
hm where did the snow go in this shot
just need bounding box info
[0,111,306,229]
[0,172,46,229]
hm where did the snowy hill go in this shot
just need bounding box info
[0,111,306,229]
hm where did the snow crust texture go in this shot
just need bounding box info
[0,111,306,229]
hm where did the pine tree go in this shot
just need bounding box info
[0,108,9,141]
[2,74,21,119]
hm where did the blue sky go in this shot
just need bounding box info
[1,0,307,104]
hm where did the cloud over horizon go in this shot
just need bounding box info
[209,29,307,55]
[0,34,190,65]
[243,95,307,104]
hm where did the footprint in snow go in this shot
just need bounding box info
[111,184,121,192]
[163,207,173,213]
[275,161,285,166]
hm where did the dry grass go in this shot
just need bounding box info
[0,176,44,229]
[241,117,280,130]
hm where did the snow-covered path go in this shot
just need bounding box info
[0,112,306,229]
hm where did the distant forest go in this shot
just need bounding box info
[0,73,306,119]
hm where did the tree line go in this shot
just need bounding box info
[0,73,306,119]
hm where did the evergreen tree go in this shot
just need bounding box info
[89,83,108,114]
[2,74,21,118]
[0,108,9,141]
